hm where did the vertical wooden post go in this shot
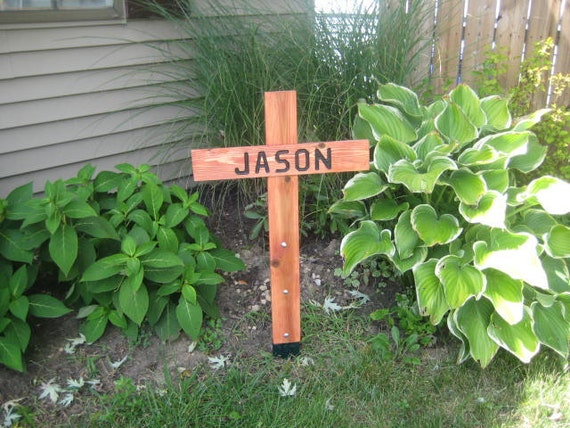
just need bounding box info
[190,91,369,357]
[264,91,301,357]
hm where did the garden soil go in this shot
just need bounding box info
[0,192,401,421]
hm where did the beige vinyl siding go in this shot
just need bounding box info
[0,0,312,194]
[0,20,195,194]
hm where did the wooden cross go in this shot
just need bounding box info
[191,91,369,357]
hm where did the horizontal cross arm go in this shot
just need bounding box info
[191,140,369,182]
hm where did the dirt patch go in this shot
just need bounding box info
[0,193,401,420]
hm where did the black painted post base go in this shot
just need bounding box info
[272,342,301,358]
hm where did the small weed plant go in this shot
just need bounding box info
[334,82,570,367]
[0,163,244,371]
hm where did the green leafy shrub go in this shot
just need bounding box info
[0,164,244,371]
[472,38,570,181]
[333,82,570,367]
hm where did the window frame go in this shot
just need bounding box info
[0,0,126,24]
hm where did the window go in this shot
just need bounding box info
[0,0,126,24]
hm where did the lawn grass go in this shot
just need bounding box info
[66,305,568,428]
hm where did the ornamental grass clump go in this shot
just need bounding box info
[333,82,570,367]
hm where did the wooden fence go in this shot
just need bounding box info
[427,0,569,108]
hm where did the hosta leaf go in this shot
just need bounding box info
[49,224,78,276]
[377,82,423,118]
[435,101,478,147]
[447,313,470,364]
[541,256,570,293]
[28,294,72,318]
[370,199,409,221]
[531,302,569,357]
[483,269,524,325]
[454,297,499,368]
[342,172,388,201]
[352,114,375,143]
[457,145,500,166]
[459,190,506,228]
[412,132,447,160]
[480,95,511,131]
[394,210,420,259]
[435,256,486,308]
[390,246,428,273]
[373,135,417,175]
[450,84,486,127]
[512,108,551,131]
[389,157,457,194]
[544,224,570,258]
[479,170,508,193]
[442,168,487,205]
[340,221,395,274]
[524,176,570,215]
[119,281,149,326]
[358,103,417,143]
[411,205,462,246]
[328,200,367,219]
[473,131,530,157]
[488,308,540,363]
[176,297,203,340]
[508,134,547,173]
[413,259,449,324]
[473,229,548,289]
[521,209,557,235]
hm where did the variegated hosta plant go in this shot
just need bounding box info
[332,83,570,367]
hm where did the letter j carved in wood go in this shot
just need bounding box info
[191,91,369,357]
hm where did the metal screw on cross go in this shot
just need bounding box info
[191,91,370,357]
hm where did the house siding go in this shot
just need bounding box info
[0,20,196,194]
[0,0,312,194]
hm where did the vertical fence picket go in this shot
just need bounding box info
[554,0,570,106]
[431,0,465,93]
[492,0,529,92]
[525,0,563,107]
[461,0,497,88]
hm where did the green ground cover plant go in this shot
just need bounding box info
[334,82,570,367]
[0,164,244,372]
